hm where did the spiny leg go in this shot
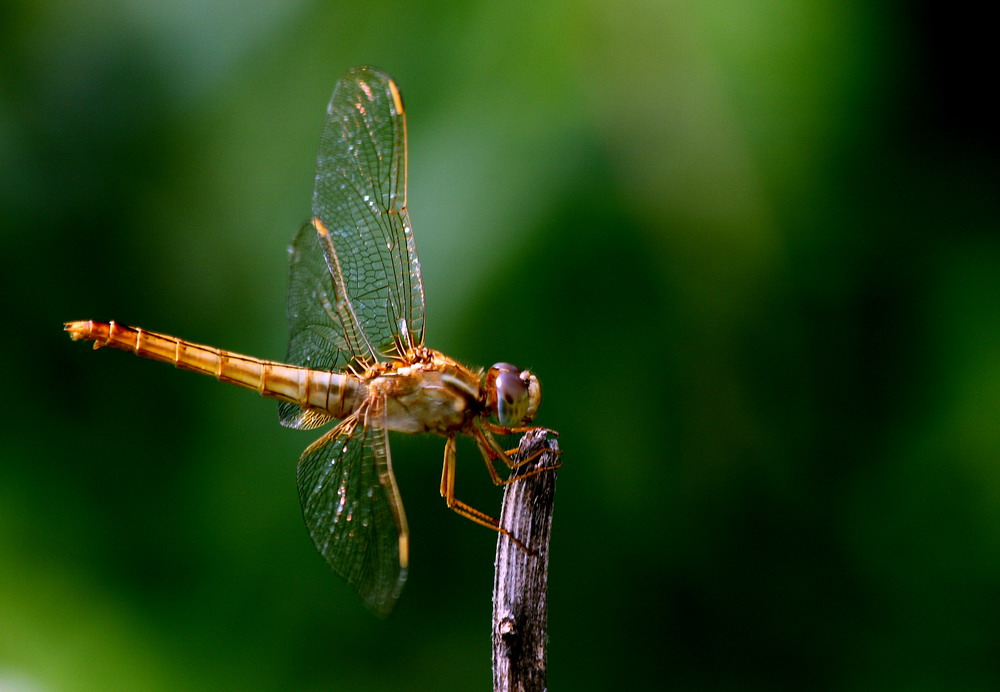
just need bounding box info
[474,427,562,479]
[483,422,562,462]
[439,434,533,554]
[483,422,557,435]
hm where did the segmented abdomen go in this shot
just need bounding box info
[64,320,361,418]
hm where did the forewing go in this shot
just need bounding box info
[296,403,408,617]
[311,66,426,361]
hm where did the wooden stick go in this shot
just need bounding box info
[492,429,561,692]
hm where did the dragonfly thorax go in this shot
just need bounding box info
[371,350,482,435]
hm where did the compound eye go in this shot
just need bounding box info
[494,370,528,426]
[522,371,541,423]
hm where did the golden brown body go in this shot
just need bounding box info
[65,317,546,596]
[372,348,483,434]
[65,320,365,419]
[64,321,493,440]
[64,67,553,617]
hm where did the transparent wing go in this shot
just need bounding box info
[280,221,352,429]
[311,65,425,362]
[296,400,408,617]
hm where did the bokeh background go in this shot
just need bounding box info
[2,1,997,690]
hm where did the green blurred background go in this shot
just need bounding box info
[2,1,997,689]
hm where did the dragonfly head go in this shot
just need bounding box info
[486,362,542,426]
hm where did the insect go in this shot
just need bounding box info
[66,66,555,616]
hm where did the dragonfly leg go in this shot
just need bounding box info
[483,422,559,437]
[472,427,563,484]
[481,422,562,457]
[439,435,533,554]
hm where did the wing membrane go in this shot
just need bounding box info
[296,399,408,617]
[311,66,425,362]
[280,221,354,429]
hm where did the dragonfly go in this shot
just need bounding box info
[65,66,554,617]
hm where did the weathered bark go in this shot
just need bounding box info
[492,429,560,692]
